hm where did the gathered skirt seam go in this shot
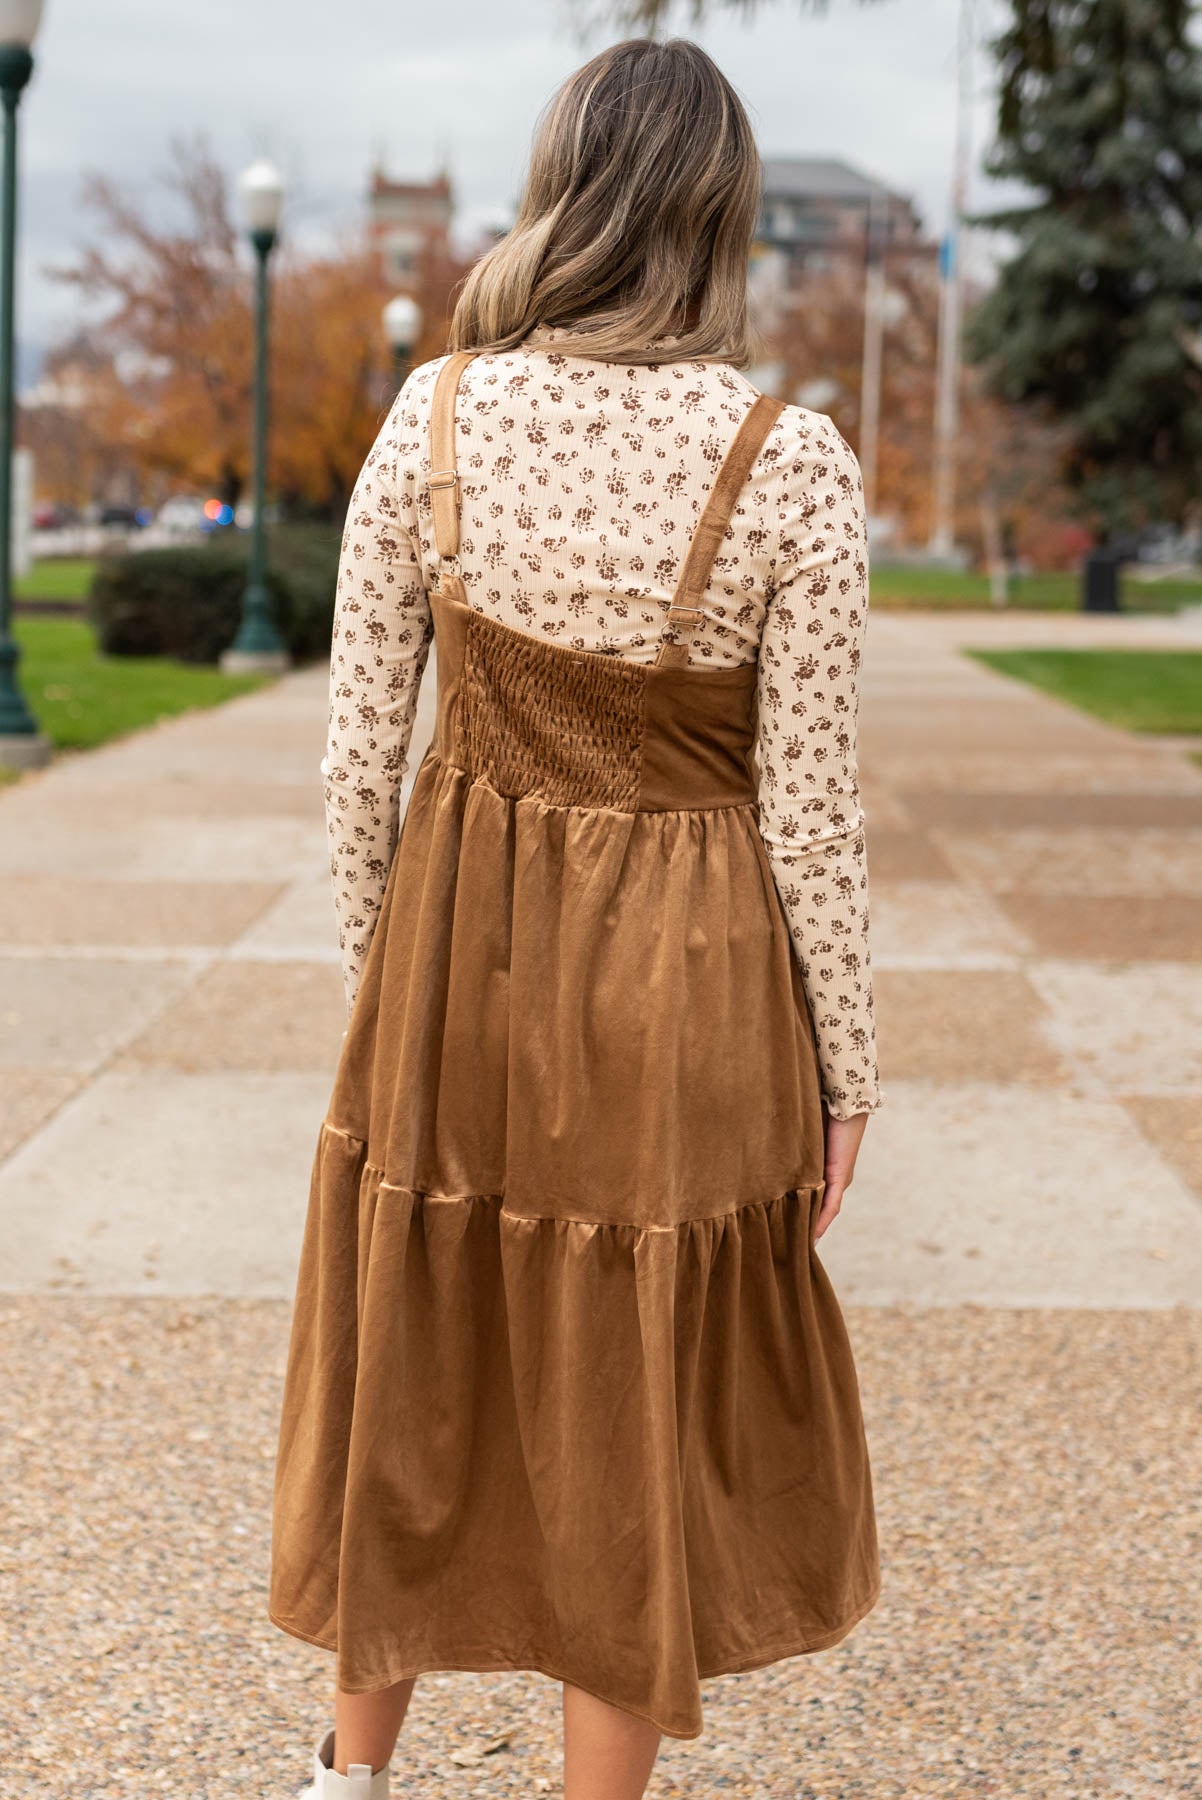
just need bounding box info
[320,1123,824,1229]
[424,749,758,820]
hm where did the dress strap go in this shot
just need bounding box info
[427,350,479,571]
[656,392,785,668]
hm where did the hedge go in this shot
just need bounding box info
[87,525,342,665]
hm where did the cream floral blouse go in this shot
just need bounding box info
[324,340,882,1119]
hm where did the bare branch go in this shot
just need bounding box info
[566,0,888,31]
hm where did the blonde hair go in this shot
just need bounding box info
[449,38,762,367]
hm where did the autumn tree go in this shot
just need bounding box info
[18,336,140,509]
[53,142,254,506]
[46,138,473,517]
[768,244,1070,560]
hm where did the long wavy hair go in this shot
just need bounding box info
[448,38,762,367]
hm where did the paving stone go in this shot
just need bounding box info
[874,968,1069,1084]
[0,957,197,1072]
[937,826,1202,895]
[48,741,326,789]
[0,1070,329,1296]
[869,750,1202,794]
[828,1080,1202,1306]
[20,684,321,790]
[0,1070,82,1161]
[861,827,958,882]
[860,693,1113,755]
[167,712,324,747]
[934,607,1202,649]
[0,814,325,881]
[116,961,346,1073]
[869,880,1031,966]
[999,893,1202,961]
[1036,960,1202,1091]
[1122,1094,1202,1203]
[900,786,1202,832]
[0,778,325,820]
[0,876,284,947]
[852,777,915,830]
[230,874,344,959]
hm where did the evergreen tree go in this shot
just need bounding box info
[968,0,1202,529]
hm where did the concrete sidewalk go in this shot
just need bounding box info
[3,612,1200,1798]
[2,611,1200,1306]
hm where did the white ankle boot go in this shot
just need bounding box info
[300,1729,390,1799]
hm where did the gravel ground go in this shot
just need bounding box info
[3,1299,1198,1800]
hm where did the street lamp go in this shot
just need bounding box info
[0,0,49,769]
[383,293,422,395]
[221,158,289,673]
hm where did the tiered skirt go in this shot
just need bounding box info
[270,745,879,1739]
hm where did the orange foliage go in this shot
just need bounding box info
[43,139,473,515]
[769,250,1072,563]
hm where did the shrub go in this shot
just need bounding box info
[87,525,341,665]
[260,524,343,663]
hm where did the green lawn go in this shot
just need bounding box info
[14,557,98,602]
[969,648,1202,735]
[8,615,270,755]
[871,565,1202,612]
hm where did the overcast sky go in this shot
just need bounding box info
[16,0,1007,367]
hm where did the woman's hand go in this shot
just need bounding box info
[814,1108,871,1241]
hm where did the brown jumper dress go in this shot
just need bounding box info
[269,351,880,1740]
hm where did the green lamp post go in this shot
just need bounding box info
[0,0,49,770]
[221,158,290,674]
[383,293,422,398]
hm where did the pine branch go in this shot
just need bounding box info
[970,0,1202,526]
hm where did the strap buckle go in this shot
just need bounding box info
[426,468,458,491]
[434,552,463,585]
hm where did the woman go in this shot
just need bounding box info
[270,36,882,1800]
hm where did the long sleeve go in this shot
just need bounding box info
[756,414,881,1120]
[324,392,434,1012]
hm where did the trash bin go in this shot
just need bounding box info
[1082,547,1121,612]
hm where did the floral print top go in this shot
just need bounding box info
[324,339,881,1118]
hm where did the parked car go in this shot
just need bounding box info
[98,504,143,530]
[1133,523,1202,566]
[233,499,282,530]
[33,501,79,530]
[155,496,211,537]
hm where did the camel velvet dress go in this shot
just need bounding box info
[269,344,882,1740]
